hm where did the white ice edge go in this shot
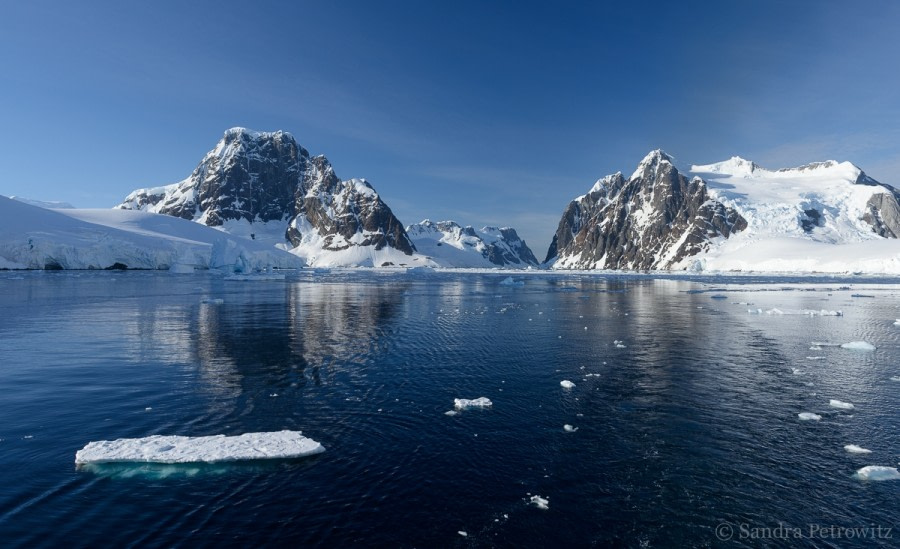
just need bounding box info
[853,466,900,481]
[454,397,492,409]
[75,430,325,464]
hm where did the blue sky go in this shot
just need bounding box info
[2,1,899,256]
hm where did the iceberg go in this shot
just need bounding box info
[75,430,324,464]
[853,466,900,481]
[840,341,876,351]
[798,412,821,421]
[844,445,872,454]
[829,399,855,410]
[529,495,549,510]
[453,397,492,409]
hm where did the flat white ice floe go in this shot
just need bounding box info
[844,444,872,454]
[829,399,855,410]
[798,412,821,421]
[75,430,324,464]
[453,397,492,409]
[853,466,900,481]
[840,341,876,351]
[560,380,575,389]
[893,319,900,326]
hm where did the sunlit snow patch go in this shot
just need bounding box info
[798,412,821,421]
[453,397,492,409]
[560,380,575,389]
[853,466,900,481]
[829,399,855,410]
[844,445,872,454]
[840,341,876,351]
[75,430,324,464]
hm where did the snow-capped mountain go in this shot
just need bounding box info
[118,128,427,267]
[547,150,900,272]
[0,195,301,271]
[406,220,539,268]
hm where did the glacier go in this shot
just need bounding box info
[0,195,302,271]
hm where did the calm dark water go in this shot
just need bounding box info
[0,270,898,547]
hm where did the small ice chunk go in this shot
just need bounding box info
[201,298,224,305]
[806,356,825,360]
[798,412,821,421]
[840,341,876,351]
[529,495,549,509]
[891,376,900,382]
[458,531,468,537]
[853,466,900,481]
[829,399,855,410]
[563,424,578,432]
[444,410,459,416]
[894,319,900,326]
[844,444,872,454]
[144,407,153,411]
[454,397,492,409]
[75,430,324,464]
[791,368,803,375]
[499,277,524,287]
[560,380,575,389]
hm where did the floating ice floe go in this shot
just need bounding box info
[499,277,524,287]
[563,424,578,432]
[560,380,575,389]
[829,399,855,410]
[891,376,900,382]
[844,445,872,454]
[893,319,900,326]
[453,397,492,409]
[761,308,842,316]
[444,410,459,416]
[798,412,822,421]
[75,430,324,464]
[806,356,825,360]
[791,368,803,375]
[853,466,900,481]
[200,298,224,305]
[840,341,876,351]
[458,531,468,537]
[529,495,549,510]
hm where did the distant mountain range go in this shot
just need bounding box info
[116,128,537,268]
[5,128,900,273]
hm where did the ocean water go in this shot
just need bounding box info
[1,270,898,547]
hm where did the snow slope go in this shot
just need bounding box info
[0,195,303,271]
[406,220,538,268]
[683,158,900,273]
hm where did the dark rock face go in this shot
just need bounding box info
[863,190,900,238]
[547,151,747,270]
[118,128,415,256]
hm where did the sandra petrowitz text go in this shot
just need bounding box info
[715,521,893,541]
